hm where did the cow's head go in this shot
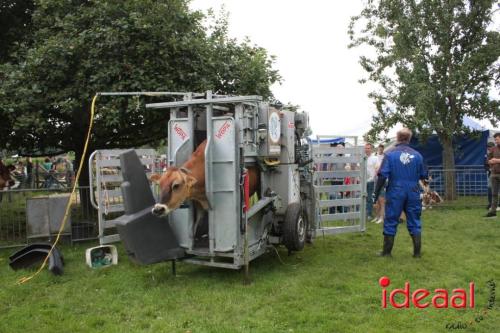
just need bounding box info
[151,167,197,216]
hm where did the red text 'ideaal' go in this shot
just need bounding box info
[379,276,475,309]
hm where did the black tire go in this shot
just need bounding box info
[283,203,306,252]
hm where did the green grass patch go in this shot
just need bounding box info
[0,208,499,332]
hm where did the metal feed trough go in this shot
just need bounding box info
[90,91,367,270]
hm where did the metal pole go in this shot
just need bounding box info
[242,168,251,285]
[186,93,194,154]
[146,95,262,109]
[96,91,198,97]
[243,209,251,284]
[205,91,215,256]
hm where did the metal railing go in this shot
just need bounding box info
[425,165,490,207]
[312,136,367,236]
[0,186,98,249]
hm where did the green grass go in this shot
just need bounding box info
[0,208,499,333]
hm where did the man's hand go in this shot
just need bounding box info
[488,158,500,165]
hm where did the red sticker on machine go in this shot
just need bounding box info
[174,124,188,141]
[215,121,231,139]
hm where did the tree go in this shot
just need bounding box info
[0,0,280,185]
[349,0,499,200]
[0,0,34,62]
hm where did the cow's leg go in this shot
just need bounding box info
[193,202,207,240]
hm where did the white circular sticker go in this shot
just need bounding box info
[269,112,281,143]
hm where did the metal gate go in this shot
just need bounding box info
[312,135,367,235]
[89,149,158,244]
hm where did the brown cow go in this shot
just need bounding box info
[151,139,259,217]
[0,160,15,203]
[0,160,15,190]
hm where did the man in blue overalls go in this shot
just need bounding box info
[373,128,428,257]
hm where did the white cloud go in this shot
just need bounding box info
[190,0,377,137]
[190,0,499,138]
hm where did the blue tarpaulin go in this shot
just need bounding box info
[409,130,489,166]
[408,130,490,195]
[307,137,345,144]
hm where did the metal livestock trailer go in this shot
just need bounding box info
[92,91,367,271]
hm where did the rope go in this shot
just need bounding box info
[269,245,300,267]
[17,94,98,285]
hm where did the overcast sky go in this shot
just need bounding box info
[190,0,498,138]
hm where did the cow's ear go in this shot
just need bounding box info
[179,167,192,174]
[185,174,197,188]
[149,173,161,183]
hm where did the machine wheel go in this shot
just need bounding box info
[283,203,306,252]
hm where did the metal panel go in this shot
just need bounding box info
[47,194,72,234]
[26,198,49,238]
[168,208,192,249]
[312,135,366,236]
[313,156,361,164]
[100,234,120,244]
[280,111,296,163]
[318,198,362,207]
[168,119,191,166]
[315,171,362,179]
[167,114,195,250]
[268,164,300,214]
[316,225,364,235]
[101,174,123,183]
[181,258,241,270]
[88,149,158,245]
[26,194,72,238]
[314,184,362,193]
[319,212,361,221]
[209,116,239,252]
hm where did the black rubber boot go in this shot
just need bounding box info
[379,235,394,257]
[411,234,421,258]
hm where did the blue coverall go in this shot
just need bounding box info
[378,144,428,236]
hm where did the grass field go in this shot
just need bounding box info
[0,208,499,333]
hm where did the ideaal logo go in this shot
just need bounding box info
[378,277,496,330]
[379,276,475,309]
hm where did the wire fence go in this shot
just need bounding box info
[0,186,98,249]
[0,165,494,249]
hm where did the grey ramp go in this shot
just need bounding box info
[119,149,155,214]
[9,243,64,276]
[114,149,185,265]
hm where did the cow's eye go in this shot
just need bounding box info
[172,183,180,191]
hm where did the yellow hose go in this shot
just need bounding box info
[263,158,280,166]
[18,94,98,284]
